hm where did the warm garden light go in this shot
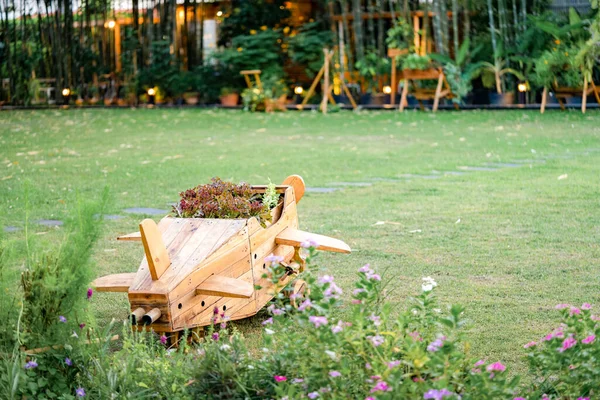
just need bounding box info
[294,86,304,95]
[216,10,223,16]
[107,20,116,29]
[62,88,71,96]
[518,83,527,92]
[147,88,156,96]
[383,85,392,94]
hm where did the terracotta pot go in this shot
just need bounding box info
[104,98,113,106]
[220,93,239,107]
[184,92,200,105]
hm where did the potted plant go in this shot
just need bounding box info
[474,51,524,106]
[355,50,390,105]
[220,87,240,106]
[532,45,584,105]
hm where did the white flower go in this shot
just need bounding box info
[325,350,337,360]
[220,344,231,351]
[247,365,255,370]
[264,328,275,335]
[262,347,270,353]
[422,276,438,292]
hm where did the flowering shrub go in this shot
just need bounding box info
[172,177,280,225]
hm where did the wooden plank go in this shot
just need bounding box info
[400,68,440,80]
[117,231,142,241]
[140,219,172,280]
[282,175,305,204]
[93,273,136,292]
[240,69,261,75]
[275,227,351,253]
[195,275,254,298]
[387,48,408,57]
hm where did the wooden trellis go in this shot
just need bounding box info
[398,68,458,112]
[540,78,600,114]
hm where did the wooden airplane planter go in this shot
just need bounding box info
[93,175,351,333]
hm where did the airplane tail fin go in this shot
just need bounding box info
[139,218,171,280]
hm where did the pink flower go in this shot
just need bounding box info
[329,370,341,377]
[555,303,570,310]
[262,317,273,325]
[358,264,371,273]
[308,316,328,328]
[352,299,362,304]
[274,375,287,382]
[331,321,344,334]
[365,397,375,400]
[367,335,384,347]
[387,360,401,368]
[523,341,537,348]
[211,332,219,341]
[308,392,319,399]
[486,362,506,372]
[577,397,590,400]
[424,389,454,399]
[413,377,424,382]
[353,288,366,296]
[570,307,581,316]
[79,323,86,329]
[365,363,372,370]
[300,238,319,248]
[160,335,167,345]
[582,303,592,310]
[369,314,382,326]
[427,336,446,352]
[86,288,93,300]
[324,282,343,298]
[582,335,595,344]
[559,336,577,352]
[514,398,527,400]
[474,359,485,367]
[298,299,313,311]
[370,381,392,393]
[592,315,600,321]
[292,378,304,383]
[366,271,381,281]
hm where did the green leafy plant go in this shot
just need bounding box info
[532,46,583,88]
[401,53,433,71]
[287,22,334,78]
[355,50,390,93]
[386,18,414,50]
[474,53,525,94]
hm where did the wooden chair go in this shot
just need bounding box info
[540,77,600,114]
[388,48,409,105]
[398,68,458,112]
[240,70,263,91]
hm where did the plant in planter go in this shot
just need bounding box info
[472,48,524,105]
[355,50,390,104]
[220,87,240,106]
[401,53,433,71]
[242,75,288,112]
[386,18,414,51]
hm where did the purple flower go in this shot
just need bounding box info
[79,323,86,329]
[308,392,319,399]
[300,238,319,248]
[367,335,384,347]
[274,375,287,382]
[582,335,595,344]
[366,271,381,281]
[292,378,304,384]
[424,389,454,400]
[523,341,537,348]
[353,288,366,296]
[369,314,382,327]
[211,332,219,341]
[220,321,227,329]
[329,370,341,377]
[319,275,334,284]
[160,335,167,345]
[370,381,392,393]
[577,397,590,400]
[427,336,446,352]
[76,387,86,397]
[358,264,371,273]
[308,316,328,328]
[387,360,401,368]
[86,288,93,300]
[474,359,485,367]
[486,362,506,372]
[514,398,527,400]
[324,283,343,298]
[273,308,284,316]
[263,317,273,325]
[298,299,313,311]
[59,316,67,323]
[24,361,38,369]
[65,358,72,366]
[559,336,577,352]
[555,303,570,310]
[264,253,284,265]
[331,321,344,334]
[582,303,592,310]
[366,397,375,400]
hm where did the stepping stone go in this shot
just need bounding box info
[123,207,169,215]
[457,166,501,172]
[487,163,522,168]
[396,174,441,180]
[305,187,339,193]
[103,215,125,220]
[511,159,546,164]
[443,171,468,176]
[3,226,21,233]
[35,219,63,227]
[328,182,373,187]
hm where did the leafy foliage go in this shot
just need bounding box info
[386,18,414,50]
[287,22,335,78]
[355,50,390,93]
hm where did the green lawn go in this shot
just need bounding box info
[1,108,599,375]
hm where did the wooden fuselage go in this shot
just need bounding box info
[128,185,299,332]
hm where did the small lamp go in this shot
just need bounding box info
[517,83,527,93]
[62,88,71,104]
[147,88,156,105]
[294,86,303,95]
[107,20,116,29]
[383,85,392,95]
